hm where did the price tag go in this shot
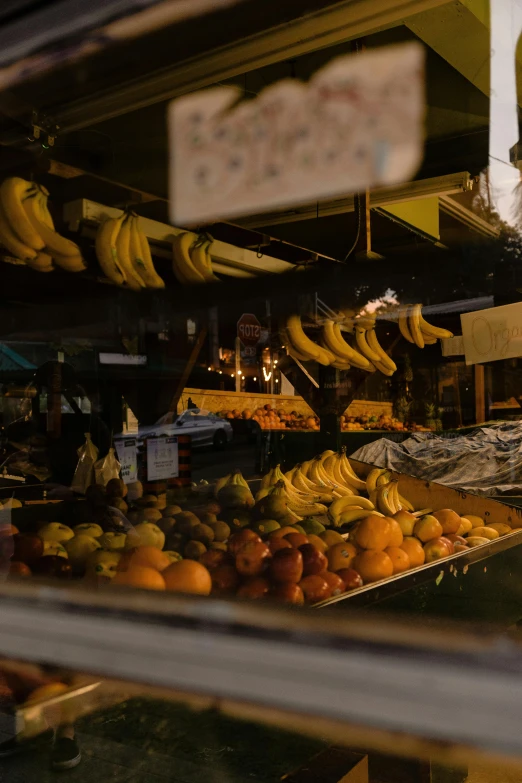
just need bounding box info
[146,437,179,482]
[115,439,138,484]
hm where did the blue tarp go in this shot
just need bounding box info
[351,422,522,497]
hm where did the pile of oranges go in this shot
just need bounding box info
[112,545,212,595]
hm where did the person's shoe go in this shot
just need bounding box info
[51,737,81,771]
[0,728,54,758]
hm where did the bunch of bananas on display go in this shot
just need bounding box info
[397,304,453,348]
[172,231,219,285]
[95,211,165,290]
[283,313,396,376]
[0,177,85,273]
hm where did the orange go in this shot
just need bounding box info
[432,509,461,535]
[355,516,391,551]
[384,546,410,574]
[163,559,212,595]
[400,537,425,567]
[353,550,393,583]
[327,542,357,572]
[386,518,404,547]
[112,565,166,591]
[413,515,443,543]
[118,546,171,573]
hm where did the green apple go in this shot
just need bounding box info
[126,522,165,550]
[42,540,68,559]
[38,523,75,543]
[163,550,182,564]
[74,523,103,539]
[98,531,127,551]
[65,535,101,567]
[86,549,121,578]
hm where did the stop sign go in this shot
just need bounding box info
[237,313,261,347]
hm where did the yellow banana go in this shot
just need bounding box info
[172,231,206,284]
[95,215,127,284]
[323,454,351,489]
[389,481,402,513]
[409,304,425,349]
[338,508,383,527]
[338,452,367,491]
[322,320,371,370]
[375,483,398,516]
[190,238,219,283]
[366,467,388,493]
[366,329,397,373]
[398,305,414,343]
[419,312,453,340]
[329,495,374,525]
[376,470,392,487]
[116,215,145,291]
[214,473,231,497]
[25,192,85,271]
[0,201,37,261]
[291,466,332,500]
[27,251,54,272]
[332,360,351,369]
[280,327,310,362]
[261,468,277,490]
[0,177,44,250]
[355,325,381,363]
[421,331,438,345]
[286,315,328,364]
[399,493,414,512]
[129,215,165,289]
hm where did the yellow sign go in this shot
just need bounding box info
[461,302,522,364]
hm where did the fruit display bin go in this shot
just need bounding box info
[315,459,522,610]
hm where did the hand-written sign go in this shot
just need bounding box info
[146,436,179,482]
[461,302,522,365]
[169,42,424,225]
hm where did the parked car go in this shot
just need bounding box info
[137,408,233,449]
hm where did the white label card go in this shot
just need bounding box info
[115,439,138,484]
[146,437,179,482]
[169,42,425,225]
[461,302,522,365]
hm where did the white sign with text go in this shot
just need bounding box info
[147,437,179,482]
[461,302,522,364]
[169,42,424,224]
[115,439,138,484]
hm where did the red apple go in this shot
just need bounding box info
[235,541,271,576]
[228,529,261,557]
[439,536,455,554]
[13,534,44,565]
[336,568,363,591]
[321,571,345,596]
[299,574,331,603]
[445,534,467,546]
[268,537,292,555]
[299,543,328,576]
[8,561,31,578]
[236,577,271,599]
[199,550,230,570]
[270,548,303,583]
[271,583,304,605]
[285,533,309,548]
[211,564,240,594]
[423,537,452,563]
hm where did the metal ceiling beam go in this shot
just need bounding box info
[51,0,451,133]
[235,172,474,229]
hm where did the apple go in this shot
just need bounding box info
[413,515,443,543]
[98,531,127,551]
[237,577,271,599]
[321,571,345,596]
[393,510,416,537]
[211,564,240,594]
[268,537,292,555]
[299,543,328,576]
[38,523,74,543]
[73,523,103,539]
[33,556,73,579]
[336,568,363,591]
[270,548,303,584]
[126,522,165,550]
[199,550,230,570]
[445,534,467,546]
[42,541,68,559]
[299,574,331,603]
[423,537,452,562]
[439,537,455,554]
[228,529,261,556]
[235,541,271,577]
[432,509,461,535]
[65,536,101,569]
[285,533,309,548]
[271,583,304,605]
[86,550,121,579]
[8,561,31,578]
[163,550,183,564]
[13,534,43,565]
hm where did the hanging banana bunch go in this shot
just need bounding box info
[172,231,220,285]
[397,304,453,348]
[95,210,165,290]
